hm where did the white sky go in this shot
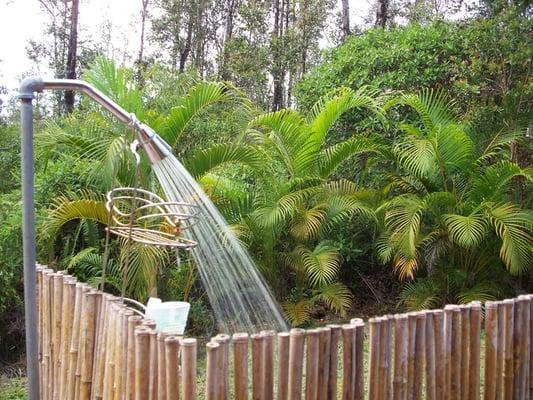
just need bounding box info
[0,0,374,102]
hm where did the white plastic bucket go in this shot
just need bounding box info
[145,298,190,334]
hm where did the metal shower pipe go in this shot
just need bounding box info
[18,77,170,399]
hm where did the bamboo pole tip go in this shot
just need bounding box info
[317,326,331,333]
[165,335,181,345]
[485,301,498,309]
[394,314,408,321]
[215,333,231,342]
[289,328,306,337]
[350,318,364,324]
[232,333,249,342]
[341,323,356,332]
[325,324,341,330]
[250,333,264,342]
[157,332,171,342]
[277,332,289,339]
[259,330,276,337]
[180,338,197,347]
[128,315,143,323]
[206,341,220,351]
[135,326,151,336]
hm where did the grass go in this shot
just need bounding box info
[0,377,27,400]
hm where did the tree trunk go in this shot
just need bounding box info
[271,0,284,111]
[375,0,389,28]
[219,0,237,79]
[136,0,150,86]
[179,18,193,72]
[64,0,79,114]
[341,0,350,41]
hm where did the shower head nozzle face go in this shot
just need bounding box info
[136,125,172,164]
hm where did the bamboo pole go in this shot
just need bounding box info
[326,325,341,400]
[341,324,356,400]
[114,309,133,400]
[207,341,221,400]
[305,329,320,400]
[288,329,306,400]
[79,291,99,400]
[514,297,528,400]
[93,294,114,400]
[379,317,392,400]
[412,312,426,400]
[450,306,462,400]
[317,327,331,400]
[58,277,75,399]
[527,295,533,400]
[425,312,436,400]
[36,267,44,400]
[406,313,417,400]
[103,303,119,400]
[261,331,275,400]
[52,273,64,399]
[252,333,265,400]
[432,310,445,400]
[277,332,290,400]
[393,314,408,400]
[496,302,505,400]
[368,318,381,400]
[148,330,158,400]
[354,321,365,400]
[157,332,170,400]
[460,305,471,400]
[233,333,249,400]
[66,282,88,399]
[75,284,90,400]
[180,338,197,400]
[443,306,454,400]
[41,269,52,400]
[469,302,481,400]
[484,301,498,400]
[126,315,143,400]
[134,327,151,400]
[215,334,231,400]
[502,299,515,400]
[165,336,181,400]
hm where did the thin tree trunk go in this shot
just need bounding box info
[136,0,150,86]
[375,0,389,28]
[220,0,237,79]
[271,0,284,111]
[64,0,79,114]
[179,18,193,72]
[341,0,350,41]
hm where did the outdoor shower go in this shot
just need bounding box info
[19,77,286,400]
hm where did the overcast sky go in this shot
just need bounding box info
[0,0,374,102]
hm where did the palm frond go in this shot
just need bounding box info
[443,213,488,248]
[398,278,442,310]
[283,299,312,326]
[312,283,353,316]
[289,205,327,241]
[295,243,341,288]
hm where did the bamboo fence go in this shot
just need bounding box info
[36,265,532,400]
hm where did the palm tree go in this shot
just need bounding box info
[377,90,532,309]
[212,87,385,325]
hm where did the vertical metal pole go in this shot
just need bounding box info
[20,95,40,400]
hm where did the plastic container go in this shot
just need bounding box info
[145,297,190,334]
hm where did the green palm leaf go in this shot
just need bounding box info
[295,243,341,288]
[312,283,353,316]
[443,213,488,248]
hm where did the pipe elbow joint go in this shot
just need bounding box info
[18,77,45,100]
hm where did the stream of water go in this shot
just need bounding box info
[152,154,287,333]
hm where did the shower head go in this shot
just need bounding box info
[136,124,172,164]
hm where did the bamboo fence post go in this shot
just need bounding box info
[52,273,64,399]
[59,277,76,400]
[148,330,158,400]
[261,331,275,400]
[450,306,462,400]
[252,333,265,400]
[514,297,529,400]
[305,329,320,400]
[484,301,498,400]
[393,315,408,400]
[379,317,392,400]
[165,336,181,400]
[317,327,331,400]
[215,334,231,400]
[114,309,133,400]
[126,315,143,400]
[368,318,381,400]
[213,335,228,400]
[134,327,151,400]
[233,333,249,400]
[425,312,436,400]
[180,338,197,400]
[66,282,85,399]
[288,329,306,400]
[36,267,44,400]
[41,269,51,400]
[496,302,505,400]
[277,332,290,400]
[354,321,365,400]
[460,305,471,400]
[75,284,90,399]
[432,310,445,400]
[412,312,426,400]
[157,332,171,400]
[207,341,221,400]
[407,313,417,400]
[526,295,533,400]
[469,302,481,400]
[103,303,119,400]
[326,324,341,400]
[502,299,515,400]
[93,294,114,400]
[79,291,99,400]
[443,306,454,400]
[341,324,356,400]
